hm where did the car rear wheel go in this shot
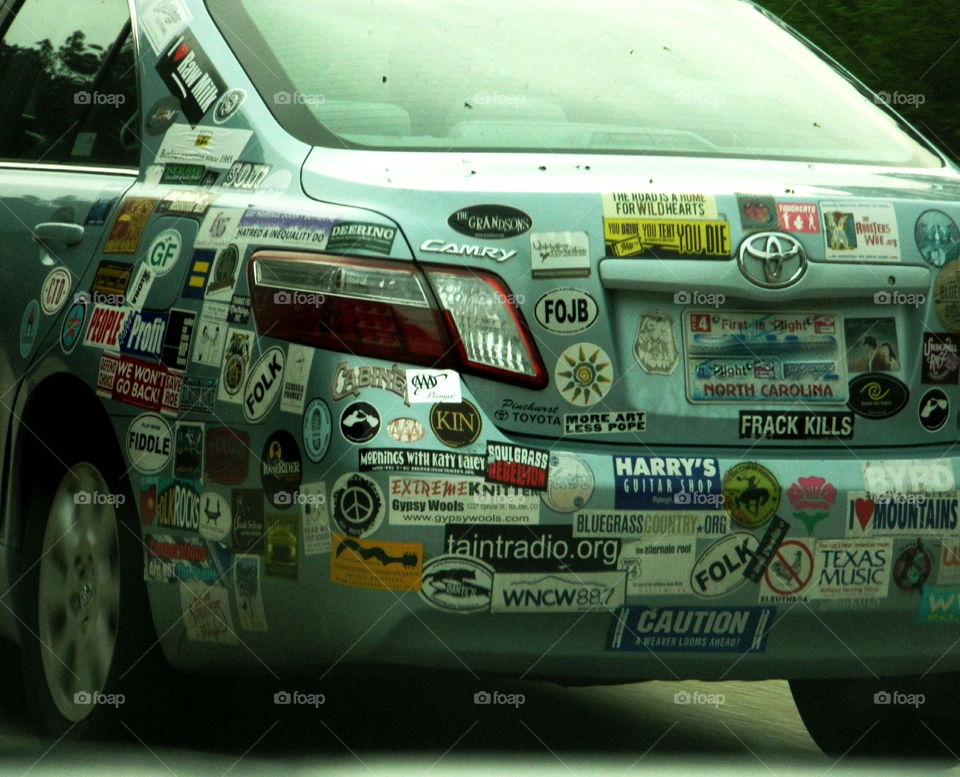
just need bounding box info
[20,458,151,735]
[790,675,960,757]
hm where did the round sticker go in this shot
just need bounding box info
[199,492,232,542]
[420,555,494,613]
[145,229,182,276]
[429,400,481,448]
[213,88,246,124]
[919,387,949,432]
[340,401,381,444]
[126,413,172,474]
[540,452,594,513]
[261,429,303,509]
[60,300,86,354]
[915,210,960,268]
[762,540,815,597]
[847,373,909,419]
[555,343,613,407]
[19,300,40,358]
[331,472,384,538]
[721,462,781,529]
[41,267,72,316]
[893,540,932,591]
[933,259,960,333]
[144,96,181,135]
[303,398,332,462]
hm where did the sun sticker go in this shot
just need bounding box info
[555,343,613,406]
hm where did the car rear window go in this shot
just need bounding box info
[206,0,941,166]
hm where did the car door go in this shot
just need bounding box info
[0,0,139,528]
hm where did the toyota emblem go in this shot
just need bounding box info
[738,232,807,288]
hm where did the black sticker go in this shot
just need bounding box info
[447,205,532,240]
[144,96,181,136]
[340,401,381,444]
[485,441,550,491]
[919,388,949,432]
[429,400,481,448]
[156,30,226,126]
[232,488,265,554]
[738,410,854,440]
[736,195,778,231]
[161,309,195,372]
[261,429,303,509]
[922,332,960,385]
[847,374,909,419]
[743,516,790,583]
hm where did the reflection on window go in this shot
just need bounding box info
[0,0,138,166]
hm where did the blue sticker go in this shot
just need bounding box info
[613,456,720,510]
[303,398,332,462]
[181,249,215,299]
[19,300,40,358]
[608,605,775,653]
[120,310,169,360]
[916,584,960,623]
[61,301,87,353]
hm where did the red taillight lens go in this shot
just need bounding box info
[248,251,546,388]
[249,251,455,364]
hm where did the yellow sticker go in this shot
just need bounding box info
[330,534,422,592]
[722,462,781,530]
[104,197,157,254]
[605,219,730,258]
[602,193,718,220]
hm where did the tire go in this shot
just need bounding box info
[790,674,960,757]
[19,456,153,736]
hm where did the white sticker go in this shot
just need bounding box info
[388,475,540,525]
[243,347,285,422]
[156,125,252,170]
[810,539,892,599]
[140,0,193,55]
[191,301,229,366]
[198,492,232,542]
[861,459,956,498]
[301,481,330,555]
[127,413,172,474]
[40,267,72,316]
[406,369,461,404]
[530,231,590,278]
[759,539,815,603]
[281,344,314,414]
[621,538,696,596]
[125,264,155,312]
[821,201,900,262]
[179,582,237,644]
[217,327,253,404]
[491,571,625,613]
[145,229,182,277]
[197,207,242,247]
[845,491,960,537]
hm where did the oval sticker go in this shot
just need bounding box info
[448,204,532,240]
[847,373,909,419]
[420,555,494,613]
[535,289,599,335]
[243,347,285,423]
[690,533,760,598]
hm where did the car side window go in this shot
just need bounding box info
[0,0,138,167]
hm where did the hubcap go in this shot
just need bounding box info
[37,463,121,722]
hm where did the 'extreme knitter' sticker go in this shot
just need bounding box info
[683,311,846,403]
[601,193,730,259]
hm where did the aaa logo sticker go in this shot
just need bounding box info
[555,343,613,406]
[722,462,780,529]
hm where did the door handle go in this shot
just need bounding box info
[33,222,85,246]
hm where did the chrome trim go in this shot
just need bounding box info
[0,162,137,176]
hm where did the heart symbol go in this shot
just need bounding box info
[854,498,874,531]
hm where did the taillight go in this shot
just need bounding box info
[248,251,546,388]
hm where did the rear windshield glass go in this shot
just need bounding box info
[206,0,941,166]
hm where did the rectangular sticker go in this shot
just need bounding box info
[530,231,591,278]
[916,584,960,623]
[156,30,227,125]
[234,554,268,631]
[738,410,854,440]
[388,476,540,525]
[359,448,486,476]
[330,534,422,592]
[485,442,550,491]
[179,581,237,644]
[810,539,892,599]
[281,344,314,414]
[301,481,330,556]
[619,539,695,596]
[821,201,900,262]
[406,369,461,404]
[155,125,252,169]
[683,311,846,403]
[612,456,721,511]
[573,510,728,538]
[96,353,182,415]
[103,198,157,254]
[605,219,730,259]
[491,571,626,613]
[845,491,959,537]
[608,605,775,653]
[861,459,956,498]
